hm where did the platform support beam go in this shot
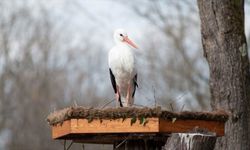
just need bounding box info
[113,139,165,150]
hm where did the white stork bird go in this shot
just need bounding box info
[108,29,138,107]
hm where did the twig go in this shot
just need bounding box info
[153,86,156,107]
[169,103,174,112]
[168,92,187,112]
[133,103,146,107]
[73,100,78,107]
[175,92,187,103]
[115,137,128,149]
[63,140,74,150]
[100,99,115,109]
[64,140,66,150]
[180,104,185,112]
[66,141,74,150]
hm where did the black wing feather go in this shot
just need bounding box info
[109,68,117,93]
[109,68,123,107]
[132,74,138,97]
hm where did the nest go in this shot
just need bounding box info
[47,106,229,126]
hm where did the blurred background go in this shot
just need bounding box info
[0,0,249,149]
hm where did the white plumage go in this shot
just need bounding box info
[108,29,138,107]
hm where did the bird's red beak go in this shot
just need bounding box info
[123,36,138,49]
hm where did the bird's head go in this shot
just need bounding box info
[113,28,138,49]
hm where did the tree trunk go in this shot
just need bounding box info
[197,0,250,150]
[164,133,216,150]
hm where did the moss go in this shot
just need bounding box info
[47,106,229,126]
[239,43,247,57]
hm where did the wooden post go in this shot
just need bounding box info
[164,133,216,150]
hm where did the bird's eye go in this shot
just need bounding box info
[120,34,123,36]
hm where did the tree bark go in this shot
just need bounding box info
[164,133,216,150]
[197,0,250,150]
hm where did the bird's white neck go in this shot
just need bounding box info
[115,41,131,49]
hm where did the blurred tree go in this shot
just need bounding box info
[0,1,109,149]
[0,3,68,149]
[127,0,210,110]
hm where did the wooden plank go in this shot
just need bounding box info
[70,118,159,134]
[159,119,225,136]
[52,118,159,139]
[52,118,225,140]
[52,120,71,139]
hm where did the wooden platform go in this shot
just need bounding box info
[47,107,228,144]
[52,118,225,142]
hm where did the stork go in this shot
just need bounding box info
[108,29,138,107]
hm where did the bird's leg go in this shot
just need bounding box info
[126,83,131,106]
[115,86,121,107]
